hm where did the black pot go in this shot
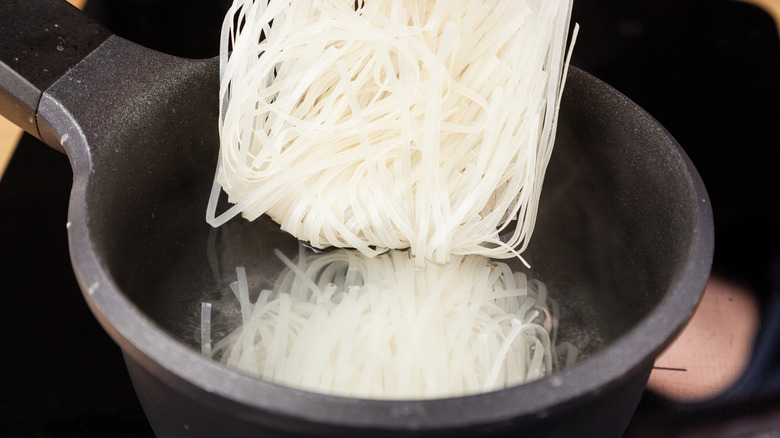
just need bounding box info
[0,1,713,436]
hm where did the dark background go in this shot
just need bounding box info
[0,1,778,436]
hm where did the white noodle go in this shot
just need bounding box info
[211,248,568,399]
[208,0,575,265]
[200,302,213,358]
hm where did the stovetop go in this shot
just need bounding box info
[1,1,778,436]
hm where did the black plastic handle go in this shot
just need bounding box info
[0,0,111,140]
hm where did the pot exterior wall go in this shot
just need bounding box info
[124,353,651,438]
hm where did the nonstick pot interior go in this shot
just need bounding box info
[47,34,712,436]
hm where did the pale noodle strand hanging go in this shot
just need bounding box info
[207,0,575,265]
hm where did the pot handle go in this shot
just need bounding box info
[0,0,111,142]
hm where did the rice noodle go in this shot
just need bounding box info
[208,0,575,265]
[210,248,575,399]
[200,302,213,358]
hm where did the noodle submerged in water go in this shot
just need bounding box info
[202,247,576,399]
